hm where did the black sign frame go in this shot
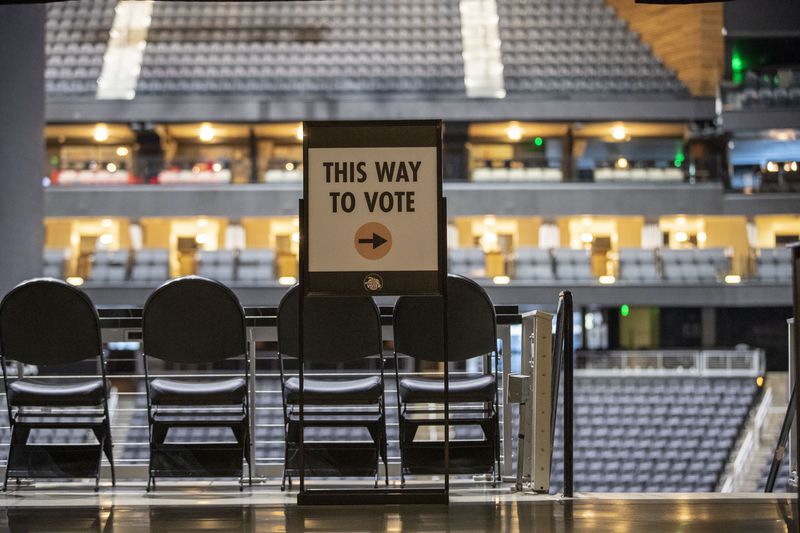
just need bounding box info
[301,120,444,298]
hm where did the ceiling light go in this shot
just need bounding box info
[766,161,779,172]
[506,123,523,141]
[212,163,222,172]
[93,124,109,142]
[295,124,304,141]
[580,232,594,244]
[724,274,741,284]
[610,124,627,141]
[492,275,511,285]
[675,231,688,243]
[116,146,129,157]
[285,162,295,171]
[697,232,707,243]
[98,233,114,245]
[195,233,209,245]
[66,276,84,286]
[615,157,628,169]
[278,276,297,286]
[106,162,117,172]
[598,275,616,285]
[199,123,215,142]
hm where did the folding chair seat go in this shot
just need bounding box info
[0,278,115,490]
[277,285,388,489]
[283,375,381,404]
[149,377,246,405]
[142,276,251,490]
[398,375,495,403]
[7,379,105,406]
[393,274,500,485]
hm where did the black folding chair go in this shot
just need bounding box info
[0,278,115,490]
[142,276,251,490]
[393,274,499,486]
[277,286,388,489]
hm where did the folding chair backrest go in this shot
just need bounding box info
[0,278,102,366]
[277,285,382,363]
[143,276,246,363]
[393,274,496,362]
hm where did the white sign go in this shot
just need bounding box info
[307,146,439,274]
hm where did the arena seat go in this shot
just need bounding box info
[44,0,114,96]
[42,248,69,279]
[548,376,757,493]
[448,247,487,279]
[661,248,730,283]
[89,250,129,283]
[497,0,687,96]
[618,248,659,283]
[236,249,275,283]
[553,248,594,282]
[513,247,555,282]
[195,250,236,283]
[130,249,170,283]
[755,248,792,282]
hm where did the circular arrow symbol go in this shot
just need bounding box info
[354,222,392,260]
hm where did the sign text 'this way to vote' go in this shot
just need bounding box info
[323,160,422,214]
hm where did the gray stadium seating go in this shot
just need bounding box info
[618,248,659,283]
[497,0,687,96]
[42,248,69,279]
[549,376,756,493]
[195,250,237,283]
[755,248,792,282]
[448,247,487,279]
[553,248,594,282]
[513,247,554,281]
[236,249,275,283]
[89,250,129,283]
[130,249,170,283]
[45,0,115,96]
[660,248,730,284]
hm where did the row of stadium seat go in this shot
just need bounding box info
[41,247,790,285]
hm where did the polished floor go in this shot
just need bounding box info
[0,484,795,532]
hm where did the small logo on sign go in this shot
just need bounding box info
[363,273,383,292]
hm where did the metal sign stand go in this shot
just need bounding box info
[296,120,449,505]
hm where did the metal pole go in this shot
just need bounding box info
[499,323,513,479]
[562,290,574,498]
[790,242,800,511]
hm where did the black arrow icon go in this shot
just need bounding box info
[358,233,388,249]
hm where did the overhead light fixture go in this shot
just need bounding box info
[580,232,594,244]
[196,218,208,228]
[598,275,616,285]
[766,161,779,172]
[285,162,295,171]
[66,276,84,286]
[116,146,129,157]
[675,231,688,243]
[610,124,627,141]
[615,157,629,169]
[291,232,300,243]
[101,218,113,228]
[212,162,222,172]
[93,124,109,142]
[697,231,707,243]
[106,162,117,173]
[195,233,209,245]
[295,124,304,141]
[791,162,798,172]
[198,123,215,142]
[676,216,686,226]
[724,274,742,284]
[506,123,523,141]
[98,233,114,245]
[492,275,511,285]
[278,276,297,286]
